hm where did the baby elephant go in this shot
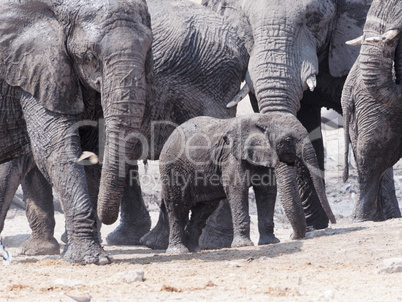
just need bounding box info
[160,113,336,254]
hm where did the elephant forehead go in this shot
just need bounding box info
[70,0,149,27]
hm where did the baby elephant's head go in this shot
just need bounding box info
[274,135,298,165]
[226,113,313,168]
[255,112,315,168]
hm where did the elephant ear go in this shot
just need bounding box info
[224,116,279,168]
[329,0,372,77]
[0,2,83,114]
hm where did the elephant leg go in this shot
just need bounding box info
[380,169,402,219]
[165,198,190,254]
[0,156,35,234]
[20,165,60,256]
[140,201,170,250]
[355,180,383,222]
[223,173,253,248]
[253,171,280,245]
[296,103,329,230]
[60,164,103,244]
[20,93,110,265]
[185,201,220,252]
[106,164,151,246]
[199,199,234,250]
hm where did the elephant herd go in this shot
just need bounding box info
[0,0,400,265]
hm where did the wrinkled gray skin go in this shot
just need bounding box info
[0,0,154,264]
[109,0,249,247]
[342,0,402,221]
[0,0,248,254]
[202,0,375,230]
[160,113,336,254]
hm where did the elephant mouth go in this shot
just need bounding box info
[280,153,297,165]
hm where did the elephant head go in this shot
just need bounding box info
[358,0,402,108]
[224,113,336,236]
[203,0,371,116]
[0,0,155,225]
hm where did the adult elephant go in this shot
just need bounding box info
[107,0,250,246]
[0,0,154,264]
[342,0,402,221]
[0,0,249,253]
[202,0,373,229]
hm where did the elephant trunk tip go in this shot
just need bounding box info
[97,199,120,225]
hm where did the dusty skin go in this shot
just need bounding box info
[1,101,401,301]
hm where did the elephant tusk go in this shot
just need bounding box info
[306,75,317,92]
[366,29,400,44]
[345,35,363,46]
[78,151,99,164]
[226,83,251,108]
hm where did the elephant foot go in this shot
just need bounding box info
[139,212,169,250]
[139,225,169,250]
[106,221,151,246]
[199,224,233,250]
[258,234,280,245]
[231,236,254,248]
[61,231,67,244]
[62,240,111,265]
[353,212,382,223]
[290,231,306,240]
[166,243,189,254]
[19,236,60,256]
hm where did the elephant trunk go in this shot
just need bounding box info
[275,162,306,239]
[248,22,317,115]
[299,141,336,224]
[97,54,150,225]
[360,1,402,108]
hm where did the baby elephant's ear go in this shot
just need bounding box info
[224,117,278,167]
[241,130,279,167]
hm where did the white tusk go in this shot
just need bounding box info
[366,29,400,44]
[345,35,363,46]
[226,83,251,108]
[306,75,317,92]
[78,151,99,164]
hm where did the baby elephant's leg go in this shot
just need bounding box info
[253,175,280,245]
[185,201,220,252]
[165,198,190,254]
[20,165,60,255]
[224,179,254,248]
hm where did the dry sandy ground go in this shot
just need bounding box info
[1,100,402,301]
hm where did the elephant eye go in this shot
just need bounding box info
[305,12,325,33]
[84,51,95,64]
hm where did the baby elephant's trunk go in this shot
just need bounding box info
[299,141,336,224]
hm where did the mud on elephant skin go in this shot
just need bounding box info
[159,113,335,254]
[0,0,154,264]
[202,0,373,230]
[342,0,402,222]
